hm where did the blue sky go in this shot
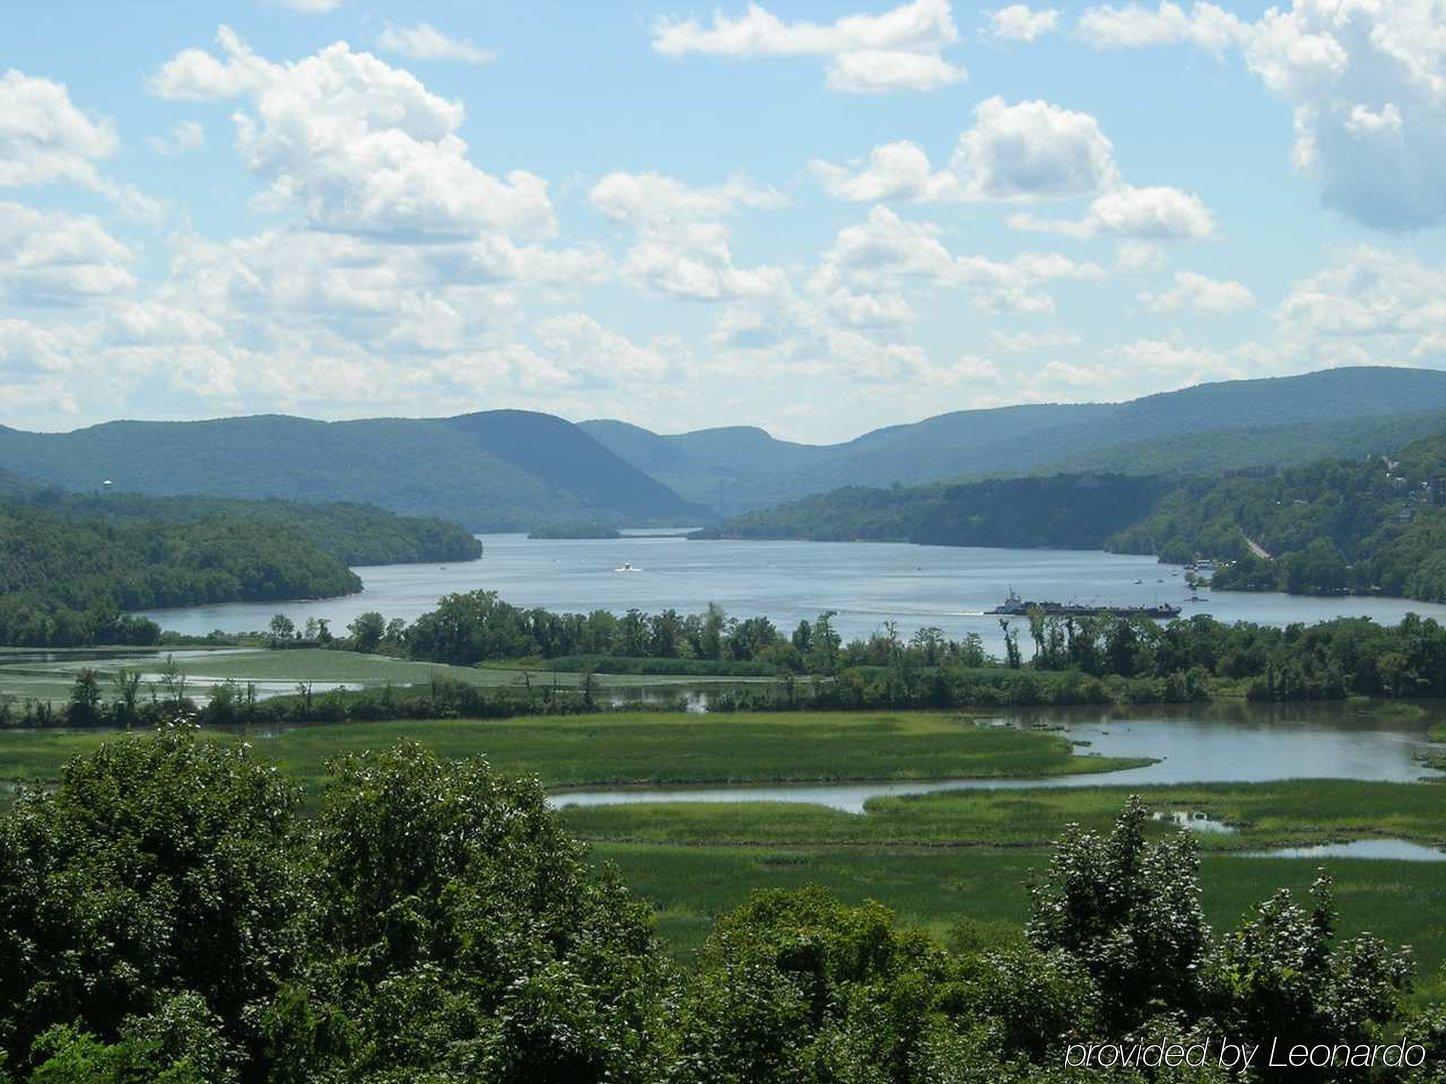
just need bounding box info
[2,0,1444,441]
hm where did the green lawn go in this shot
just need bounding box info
[0,710,1147,792]
[561,779,1446,852]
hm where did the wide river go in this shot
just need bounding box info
[146,532,1446,649]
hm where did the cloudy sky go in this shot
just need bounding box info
[3,0,1445,441]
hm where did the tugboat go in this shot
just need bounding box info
[987,590,1181,619]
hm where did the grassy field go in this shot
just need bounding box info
[0,647,775,707]
[0,710,1147,791]
[593,844,1446,988]
[560,779,1446,851]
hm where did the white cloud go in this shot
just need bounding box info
[810,205,1104,322]
[268,0,342,12]
[1115,240,1166,270]
[0,201,136,305]
[376,23,497,65]
[589,171,784,225]
[1077,2,1247,55]
[650,0,965,92]
[1072,0,1446,231]
[825,50,965,91]
[1009,183,1215,239]
[0,70,157,218]
[988,5,1061,42]
[150,28,553,240]
[1275,246,1446,364]
[1140,270,1254,313]
[149,120,205,157]
[589,171,787,301]
[814,96,1118,202]
[534,313,680,384]
[989,328,1081,351]
[0,70,117,188]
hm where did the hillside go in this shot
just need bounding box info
[0,411,701,531]
[0,490,486,646]
[585,368,1446,510]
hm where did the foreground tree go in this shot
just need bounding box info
[0,731,305,1079]
[262,742,669,1083]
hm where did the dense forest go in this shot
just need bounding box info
[695,474,1171,549]
[704,431,1446,604]
[0,733,1436,1082]
[0,492,481,647]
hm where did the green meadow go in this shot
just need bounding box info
[559,778,1446,851]
[0,710,1146,791]
[592,844,1446,989]
[0,647,767,706]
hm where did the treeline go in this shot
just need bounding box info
[338,591,1446,706]
[701,430,1446,604]
[0,492,481,647]
[0,735,1437,1082]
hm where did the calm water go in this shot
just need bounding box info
[552,704,1446,813]
[141,533,1446,647]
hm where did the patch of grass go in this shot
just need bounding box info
[0,648,774,707]
[562,780,1446,852]
[593,843,1446,989]
[0,710,1147,792]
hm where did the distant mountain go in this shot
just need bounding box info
[584,368,1446,511]
[0,411,702,532]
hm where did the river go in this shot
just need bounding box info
[141,533,1446,648]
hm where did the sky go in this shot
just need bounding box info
[2,0,1445,442]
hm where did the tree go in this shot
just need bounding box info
[346,611,385,653]
[0,732,304,1078]
[268,614,296,644]
[264,742,667,1083]
[1026,796,1209,1032]
[66,669,103,726]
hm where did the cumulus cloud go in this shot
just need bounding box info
[0,70,157,217]
[988,5,1061,42]
[0,201,136,305]
[1009,183,1215,239]
[1072,0,1446,231]
[989,328,1082,351]
[150,28,553,239]
[589,171,787,301]
[1140,270,1254,313]
[814,96,1119,203]
[1275,246,1446,364]
[376,23,496,65]
[1076,1,1246,55]
[810,205,1103,319]
[650,0,965,92]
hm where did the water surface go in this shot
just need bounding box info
[141,534,1446,646]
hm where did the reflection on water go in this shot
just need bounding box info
[139,534,1446,647]
[1246,839,1446,862]
[552,703,1446,813]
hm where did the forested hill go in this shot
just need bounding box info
[0,491,482,646]
[0,409,701,531]
[1110,433,1446,600]
[23,491,483,566]
[700,430,1446,604]
[585,367,1446,510]
[695,475,1173,550]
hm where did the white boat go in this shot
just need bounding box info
[614,562,641,573]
